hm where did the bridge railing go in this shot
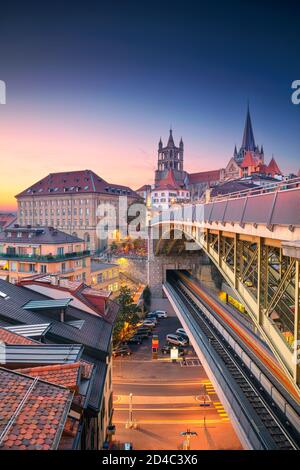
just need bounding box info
[208,176,300,203]
[151,184,300,229]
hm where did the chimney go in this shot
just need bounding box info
[60,308,65,322]
[50,274,59,286]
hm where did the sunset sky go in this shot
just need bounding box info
[0,1,299,211]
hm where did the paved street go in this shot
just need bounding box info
[112,300,242,450]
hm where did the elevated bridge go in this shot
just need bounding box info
[149,178,300,390]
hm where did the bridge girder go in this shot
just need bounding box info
[153,224,300,389]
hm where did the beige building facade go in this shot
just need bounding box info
[16,170,140,253]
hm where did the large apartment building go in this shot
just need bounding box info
[0,225,90,284]
[16,170,140,252]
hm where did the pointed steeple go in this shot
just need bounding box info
[267,156,281,176]
[158,137,163,150]
[242,104,256,151]
[179,137,184,148]
[167,128,175,147]
[234,145,238,157]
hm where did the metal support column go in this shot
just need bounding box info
[257,237,263,325]
[294,260,300,386]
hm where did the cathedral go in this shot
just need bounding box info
[223,105,267,180]
[154,129,187,187]
[137,106,283,205]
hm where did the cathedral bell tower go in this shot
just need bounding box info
[155,129,186,187]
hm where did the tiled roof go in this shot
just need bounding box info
[267,157,281,176]
[0,214,17,229]
[136,184,151,192]
[0,367,73,450]
[211,179,257,196]
[0,280,113,357]
[0,226,84,244]
[0,327,39,346]
[240,150,258,168]
[157,168,181,190]
[16,170,139,199]
[188,170,221,184]
[15,363,82,390]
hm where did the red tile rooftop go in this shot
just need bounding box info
[15,362,82,391]
[0,327,39,346]
[16,169,139,198]
[0,368,73,450]
[188,169,221,183]
[82,287,111,298]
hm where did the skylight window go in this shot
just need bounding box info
[0,291,9,300]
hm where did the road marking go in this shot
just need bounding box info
[113,418,230,425]
[114,394,202,404]
[113,381,203,386]
[114,406,210,411]
[180,358,202,367]
[213,402,229,421]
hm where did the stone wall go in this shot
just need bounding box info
[112,255,147,285]
[148,238,203,298]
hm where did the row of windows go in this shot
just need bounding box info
[19,199,91,208]
[19,219,91,228]
[7,261,86,274]
[20,207,90,216]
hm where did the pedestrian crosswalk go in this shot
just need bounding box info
[180,358,201,367]
[213,401,230,421]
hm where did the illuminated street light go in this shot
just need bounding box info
[125,393,137,429]
[180,429,198,450]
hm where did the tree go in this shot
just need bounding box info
[142,286,151,310]
[113,286,139,344]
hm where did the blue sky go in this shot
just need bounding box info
[0,0,299,208]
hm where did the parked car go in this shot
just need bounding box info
[112,345,132,357]
[153,310,168,318]
[137,327,152,336]
[136,331,150,340]
[176,328,189,342]
[146,313,159,321]
[161,344,185,356]
[142,320,156,328]
[145,314,158,324]
[166,334,188,347]
[126,335,143,345]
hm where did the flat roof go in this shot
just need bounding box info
[91,261,118,273]
[4,343,83,364]
[23,298,73,311]
[4,323,51,338]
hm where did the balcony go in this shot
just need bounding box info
[0,250,90,262]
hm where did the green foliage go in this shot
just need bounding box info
[113,286,139,343]
[142,285,151,309]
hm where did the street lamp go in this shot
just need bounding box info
[180,429,198,450]
[125,393,137,429]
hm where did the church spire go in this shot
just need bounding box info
[167,128,175,147]
[242,104,256,151]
